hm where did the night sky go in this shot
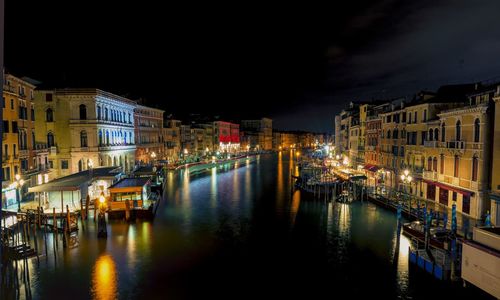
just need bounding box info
[5,1,500,132]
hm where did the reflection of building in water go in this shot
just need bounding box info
[92,254,118,300]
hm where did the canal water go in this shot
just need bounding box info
[3,152,493,299]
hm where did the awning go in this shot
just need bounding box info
[363,164,379,172]
[423,179,474,197]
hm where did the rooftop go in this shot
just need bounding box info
[109,177,150,189]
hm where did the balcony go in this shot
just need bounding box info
[470,142,483,150]
[447,140,465,149]
[424,140,438,148]
[3,85,16,94]
[98,144,136,151]
[423,170,438,181]
[19,149,29,157]
[2,155,10,163]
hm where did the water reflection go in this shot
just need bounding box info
[91,254,118,300]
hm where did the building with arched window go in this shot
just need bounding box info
[2,72,51,209]
[134,104,165,164]
[34,89,137,178]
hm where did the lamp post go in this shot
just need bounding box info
[400,169,413,215]
[97,193,107,238]
[12,174,25,212]
[150,151,157,165]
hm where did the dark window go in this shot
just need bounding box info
[428,157,433,171]
[456,120,461,141]
[47,132,55,147]
[423,110,427,122]
[46,94,53,102]
[31,108,35,121]
[10,99,14,109]
[472,156,478,181]
[49,160,54,169]
[427,184,436,201]
[439,188,449,206]
[434,128,439,142]
[4,144,8,156]
[429,129,433,141]
[454,155,459,177]
[46,108,54,122]
[61,160,68,169]
[32,132,36,150]
[433,157,437,172]
[4,167,11,181]
[408,112,411,124]
[400,146,404,157]
[97,106,101,119]
[105,108,108,120]
[79,104,87,120]
[12,121,18,133]
[387,115,392,123]
[441,123,446,142]
[452,192,457,202]
[402,113,406,123]
[474,118,480,143]
[80,131,88,147]
[421,131,426,145]
[98,130,103,146]
[393,129,398,139]
[440,154,444,174]
[414,112,417,123]
[3,121,9,133]
[387,130,391,139]
[462,195,470,214]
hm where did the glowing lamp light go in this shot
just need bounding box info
[400,174,405,181]
[403,169,409,176]
[151,152,157,159]
[99,195,106,204]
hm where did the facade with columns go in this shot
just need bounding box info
[34,89,136,178]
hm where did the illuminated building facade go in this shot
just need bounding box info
[134,105,164,164]
[214,121,240,153]
[34,89,136,178]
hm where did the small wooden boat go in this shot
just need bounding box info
[402,221,450,250]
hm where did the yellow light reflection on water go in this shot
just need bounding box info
[91,254,118,300]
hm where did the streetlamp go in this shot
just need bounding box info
[400,169,413,214]
[12,174,25,212]
[97,193,107,238]
[150,151,157,165]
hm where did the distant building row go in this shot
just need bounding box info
[334,83,500,225]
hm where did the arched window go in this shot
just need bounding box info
[433,157,437,172]
[105,108,108,120]
[98,130,103,146]
[454,155,459,177]
[427,157,433,171]
[80,131,88,147]
[124,132,128,144]
[441,123,445,142]
[128,113,131,123]
[97,106,101,119]
[429,129,433,141]
[474,118,480,143]
[434,128,439,142]
[46,108,54,122]
[387,130,391,139]
[440,154,444,174]
[79,104,87,120]
[456,120,461,141]
[472,156,478,181]
[106,130,110,145]
[393,129,398,139]
[129,132,132,143]
[47,132,55,147]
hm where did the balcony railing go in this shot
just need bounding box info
[19,149,29,157]
[3,85,16,94]
[447,140,465,150]
[423,140,437,147]
[423,170,438,181]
